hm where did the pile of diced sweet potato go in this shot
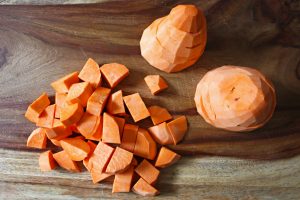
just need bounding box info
[25,58,187,196]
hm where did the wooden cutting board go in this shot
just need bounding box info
[0,0,299,199]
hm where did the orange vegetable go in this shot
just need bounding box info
[148,122,173,145]
[26,127,47,149]
[45,119,72,140]
[107,90,126,115]
[132,178,159,197]
[123,93,150,122]
[167,116,187,144]
[106,147,133,174]
[87,142,114,175]
[112,165,134,193]
[120,124,138,152]
[148,105,172,125]
[76,112,99,138]
[53,150,81,172]
[66,82,93,107]
[102,113,121,144]
[60,137,90,161]
[131,157,138,166]
[113,116,125,138]
[144,75,168,95]
[83,141,97,171]
[51,71,79,93]
[70,124,80,133]
[155,147,180,168]
[60,103,84,126]
[135,159,160,185]
[100,63,129,88]
[39,150,56,171]
[54,93,67,118]
[86,87,111,116]
[36,104,56,128]
[78,58,101,89]
[91,171,113,184]
[134,128,157,160]
[25,92,50,123]
[50,139,61,147]
[85,116,103,141]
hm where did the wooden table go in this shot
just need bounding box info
[0,0,299,199]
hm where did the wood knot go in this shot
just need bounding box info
[0,47,8,69]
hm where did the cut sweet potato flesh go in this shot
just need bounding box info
[39,150,56,171]
[53,150,81,172]
[112,165,134,193]
[106,147,133,174]
[60,103,84,126]
[148,105,172,125]
[27,127,47,149]
[25,92,50,123]
[144,75,168,95]
[102,113,121,144]
[66,82,93,107]
[135,159,160,185]
[123,93,150,122]
[87,142,114,175]
[132,178,159,197]
[76,112,99,138]
[167,116,187,144]
[45,119,72,140]
[155,147,180,168]
[60,137,90,161]
[84,116,103,141]
[55,93,67,118]
[51,72,79,93]
[36,104,56,128]
[148,122,173,145]
[83,141,97,171]
[100,63,129,88]
[134,128,157,160]
[120,124,138,152]
[107,90,126,115]
[194,66,276,132]
[78,58,101,89]
[86,87,111,116]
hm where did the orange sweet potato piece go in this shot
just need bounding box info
[148,105,172,125]
[102,113,121,144]
[55,93,67,118]
[148,122,173,145]
[60,103,84,126]
[83,140,97,171]
[106,147,133,174]
[51,72,79,93]
[132,178,159,196]
[100,63,129,88]
[113,116,125,138]
[134,128,157,160]
[78,58,101,89]
[120,124,138,152]
[36,104,56,128]
[60,137,90,161]
[87,87,111,116]
[167,115,187,144]
[123,93,150,122]
[53,150,81,172]
[135,159,160,185]
[155,147,180,168]
[26,128,47,149]
[131,157,138,166]
[66,82,93,107]
[91,171,113,184]
[144,75,168,95]
[87,142,114,176]
[84,116,103,141]
[50,139,61,147]
[39,150,56,171]
[76,112,99,138]
[112,165,134,193]
[107,90,126,116]
[45,119,72,140]
[25,92,50,123]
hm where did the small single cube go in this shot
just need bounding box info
[135,159,160,185]
[123,93,150,122]
[66,82,93,107]
[25,92,50,123]
[144,75,168,95]
[51,72,79,93]
[27,128,47,149]
[100,63,129,88]
[78,58,101,89]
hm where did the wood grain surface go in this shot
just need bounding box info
[0,0,300,199]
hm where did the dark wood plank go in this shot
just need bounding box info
[0,0,299,199]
